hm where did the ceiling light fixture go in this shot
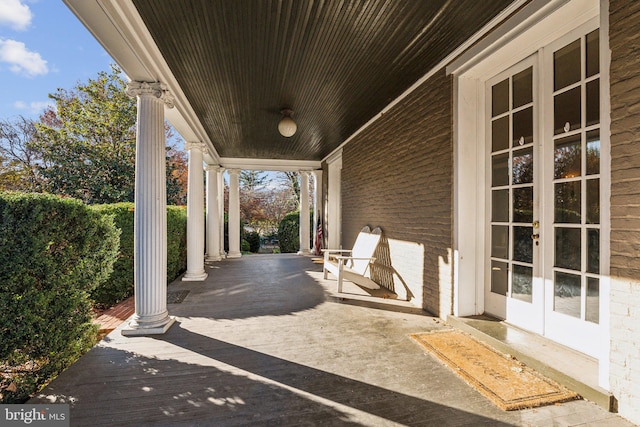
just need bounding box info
[278,109,297,137]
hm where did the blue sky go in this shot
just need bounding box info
[0,0,113,120]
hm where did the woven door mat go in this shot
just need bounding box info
[410,329,579,411]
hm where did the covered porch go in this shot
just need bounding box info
[30,254,629,426]
[58,0,640,422]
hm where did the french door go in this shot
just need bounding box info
[485,21,603,358]
[485,55,543,335]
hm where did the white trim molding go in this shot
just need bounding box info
[326,150,343,250]
[63,0,220,163]
[219,157,321,172]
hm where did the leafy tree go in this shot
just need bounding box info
[240,190,268,230]
[240,170,269,192]
[32,65,187,204]
[239,171,298,236]
[0,117,43,192]
[261,188,297,232]
[166,144,188,205]
[279,171,300,199]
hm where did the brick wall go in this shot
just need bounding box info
[341,69,453,316]
[609,0,640,422]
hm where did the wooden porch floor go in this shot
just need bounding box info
[31,254,634,426]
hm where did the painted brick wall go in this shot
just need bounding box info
[341,69,453,316]
[609,0,640,422]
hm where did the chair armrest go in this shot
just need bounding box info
[321,249,352,254]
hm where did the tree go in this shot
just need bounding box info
[279,171,300,200]
[240,190,268,233]
[0,117,43,192]
[166,141,188,206]
[239,170,269,192]
[32,65,187,204]
[261,188,297,232]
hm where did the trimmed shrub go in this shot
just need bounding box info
[91,204,188,308]
[278,210,314,253]
[0,192,119,402]
[278,211,300,253]
[245,231,260,253]
[90,203,134,307]
[167,206,188,282]
[241,239,250,252]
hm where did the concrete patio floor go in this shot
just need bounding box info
[31,254,635,426]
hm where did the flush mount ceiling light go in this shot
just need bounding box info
[278,109,297,138]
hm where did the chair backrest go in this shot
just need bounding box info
[350,226,382,274]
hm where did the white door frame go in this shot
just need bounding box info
[450,0,610,389]
[326,149,343,250]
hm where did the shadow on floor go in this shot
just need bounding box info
[177,255,328,320]
[134,322,515,427]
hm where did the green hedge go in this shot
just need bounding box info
[0,192,119,402]
[278,210,314,253]
[90,203,134,307]
[278,211,300,253]
[167,205,188,282]
[91,203,187,308]
[245,231,260,253]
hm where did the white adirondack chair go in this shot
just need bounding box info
[322,226,382,292]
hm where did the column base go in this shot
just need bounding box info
[227,251,242,258]
[297,249,312,255]
[122,315,175,336]
[205,254,222,262]
[182,270,208,281]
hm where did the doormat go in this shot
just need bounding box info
[410,329,579,411]
[167,290,190,304]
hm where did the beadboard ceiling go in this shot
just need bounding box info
[127,0,515,161]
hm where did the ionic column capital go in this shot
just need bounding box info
[184,141,207,152]
[205,164,222,173]
[126,81,175,108]
[227,168,241,176]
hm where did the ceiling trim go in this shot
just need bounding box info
[218,158,321,172]
[320,0,528,164]
[447,0,597,78]
[63,0,221,163]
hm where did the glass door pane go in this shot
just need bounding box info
[551,30,601,325]
[488,63,536,308]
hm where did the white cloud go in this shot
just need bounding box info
[0,38,48,77]
[14,100,54,114]
[0,0,32,31]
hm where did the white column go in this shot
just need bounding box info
[205,164,222,262]
[218,168,226,258]
[183,142,208,281]
[122,81,175,336]
[298,171,311,255]
[227,168,242,258]
[312,170,323,255]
